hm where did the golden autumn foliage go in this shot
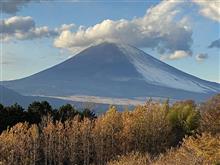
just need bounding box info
[154,133,220,165]
[120,101,172,154]
[108,133,220,165]
[0,123,40,165]
[0,95,219,165]
[93,106,123,164]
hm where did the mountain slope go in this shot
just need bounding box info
[0,85,132,113]
[0,85,76,108]
[2,42,220,101]
[0,85,30,106]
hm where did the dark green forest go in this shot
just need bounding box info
[0,101,96,133]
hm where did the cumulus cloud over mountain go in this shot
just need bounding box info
[54,0,193,60]
[1,0,219,61]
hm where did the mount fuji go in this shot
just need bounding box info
[2,42,220,102]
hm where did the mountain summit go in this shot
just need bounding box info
[3,42,220,101]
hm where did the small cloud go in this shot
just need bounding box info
[56,23,76,32]
[0,0,55,14]
[196,53,208,61]
[0,0,31,14]
[208,38,220,49]
[160,50,190,60]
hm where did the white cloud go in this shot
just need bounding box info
[54,0,193,56]
[160,50,190,60]
[0,16,74,41]
[196,53,208,61]
[1,16,34,33]
[56,24,76,32]
[193,0,220,22]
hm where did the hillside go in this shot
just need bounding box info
[2,42,220,101]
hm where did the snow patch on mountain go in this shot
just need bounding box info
[117,43,216,93]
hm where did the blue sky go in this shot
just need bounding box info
[1,0,220,82]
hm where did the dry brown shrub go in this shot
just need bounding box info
[200,94,220,135]
[107,152,152,165]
